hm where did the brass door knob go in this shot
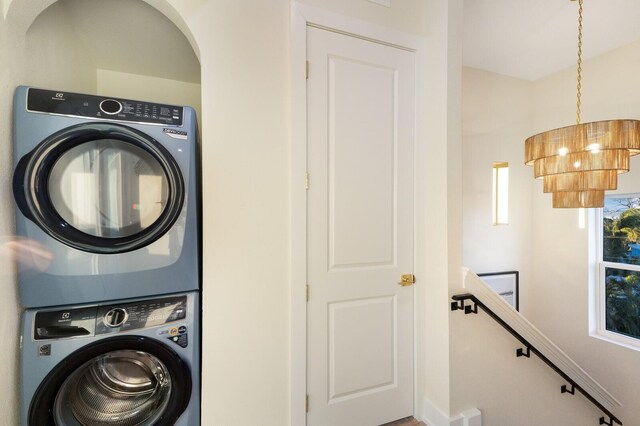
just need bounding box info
[398,274,415,286]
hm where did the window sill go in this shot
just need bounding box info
[590,329,640,353]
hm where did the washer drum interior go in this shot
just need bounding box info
[53,350,171,426]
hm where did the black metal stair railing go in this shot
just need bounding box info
[451,293,622,426]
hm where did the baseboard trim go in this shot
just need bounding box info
[420,398,481,426]
[420,398,449,426]
[450,409,482,426]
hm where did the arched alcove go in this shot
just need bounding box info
[0,1,201,424]
[23,0,201,115]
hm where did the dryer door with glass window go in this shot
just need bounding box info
[13,122,185,254]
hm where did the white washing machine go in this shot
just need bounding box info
[12,86,200,308]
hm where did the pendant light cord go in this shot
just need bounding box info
[576,0,583,125]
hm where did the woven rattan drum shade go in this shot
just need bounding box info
[552,189,604,209]
[526,120,640,208]
[542,170,618,193]
[525,120,640,164]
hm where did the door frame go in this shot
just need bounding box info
[290,3,428,425]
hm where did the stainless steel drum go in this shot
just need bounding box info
[53,350,172,426]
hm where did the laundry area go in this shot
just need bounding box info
[6,0,640,424]
[15,86,201,425]
[1,1,454,426]
[3,0,203,424]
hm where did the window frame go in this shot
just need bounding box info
[593,196,640,351]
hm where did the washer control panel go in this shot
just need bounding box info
[26,88,184,126]
[34,295,188,340]
[103,307,129,328]
[95,295,187,335]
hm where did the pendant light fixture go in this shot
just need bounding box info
[524,0,640,208]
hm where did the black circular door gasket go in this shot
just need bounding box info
[13,122,185,254]
[28,335,193,426]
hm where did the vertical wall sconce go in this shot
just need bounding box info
[493,162,509,225]
[578,207,586,229]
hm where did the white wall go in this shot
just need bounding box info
[529,40,640,426]
[96,69,202,121]
[297,0,428,36]
[181,0,464,423]
[180,1,291,424]
[457,67,573,425]
[461,67,534,313]
[24,1,96,93]
[461,40,640,425]
[450,303,604,426]
[0,12,22,426]
[430,0,464,419]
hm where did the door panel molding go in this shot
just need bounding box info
[290,3,426,425]
[306,25,414,425]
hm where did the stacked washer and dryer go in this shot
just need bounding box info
[13,87,201,426]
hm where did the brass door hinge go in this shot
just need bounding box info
[306,61,309,79]
[306,394,309,412]
[398,274,416,286]
[305,172,310,190]
[306,285,309,302]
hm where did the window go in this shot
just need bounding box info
[596,195,640,348]
[492,162,509,225]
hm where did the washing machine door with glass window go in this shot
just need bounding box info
[28,337,192,426]
[13,122,185,254]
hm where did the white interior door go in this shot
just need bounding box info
[306,26,416,426]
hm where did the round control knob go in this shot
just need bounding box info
[99,99,123,115]
[104,307,128,328]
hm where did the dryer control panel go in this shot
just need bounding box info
[26,88,184,126]
[34,295,188,340]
